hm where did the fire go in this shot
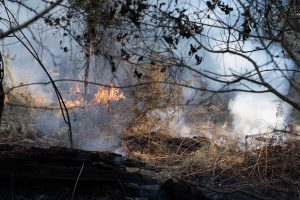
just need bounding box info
[94,83,125,105]
[64,99,82,108]
[64,83,83,109]
[63,83,125,109]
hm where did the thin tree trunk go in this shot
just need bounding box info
[83,2,96,101]
[0,52,5,126]
[83,31,93,101]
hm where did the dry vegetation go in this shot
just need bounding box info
[1,58,299,199]
[122,129,300,199]
[123,68,300,198]
[1,84,67,146]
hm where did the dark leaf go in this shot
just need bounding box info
[195,54,202,65]
[137,1,148,12]
[111,62,116,73]
[134,69,143,79]
[190,44,198,54]
[206,1,215,10]
[161,67,166,73]
[54,18,60,25]
[109,8,116,20]
[121,49,126,56]
[159,3,166,9]
[163,36,174,45]
[242,20,251,40]
[138,56,144,61]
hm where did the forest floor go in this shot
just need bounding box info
[0,131,298,199]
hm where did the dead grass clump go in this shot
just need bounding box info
[180,143,245,182]
[180,140,300,197]
[243,140,300,188]
[122,131,210,165]
[1,87,39,139]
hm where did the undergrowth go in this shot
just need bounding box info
[122,130,300,197]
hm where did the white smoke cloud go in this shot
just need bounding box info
[229,93,291,135]
[145,108,192,137]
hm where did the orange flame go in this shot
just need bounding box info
[64,99,82,108]
[64,83,83,109]
[63,83,125,109]
[94,83,125,105]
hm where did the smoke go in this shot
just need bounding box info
[149,108,192,137]
[173,1,296,140]
[229,93,291,135]
[216,40,295,136]
[2,0,298,153]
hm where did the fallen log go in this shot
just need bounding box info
[0,144,158,199]
[0,144,210,200]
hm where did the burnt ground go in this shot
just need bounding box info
[0,143,212,200]
[0,132,298,200]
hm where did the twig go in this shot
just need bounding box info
[11,168,14,200]
[116,177,126,197]
[71,161,85,199]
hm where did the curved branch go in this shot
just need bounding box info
[0,0,64,39]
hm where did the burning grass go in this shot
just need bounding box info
[64,82,126,110]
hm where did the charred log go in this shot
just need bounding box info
[0,144,210,200]
[0,145,155,199]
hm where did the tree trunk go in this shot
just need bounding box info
[0,52,5,126]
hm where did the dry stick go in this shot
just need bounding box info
[72,161,85,200]
[11,168,14,200]
[116,177,127,197]
[264,146,268,183]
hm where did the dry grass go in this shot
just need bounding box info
[123,131,210,165]
[1,87,37,138]
[122,130,300,196]
[0,86,67,147]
